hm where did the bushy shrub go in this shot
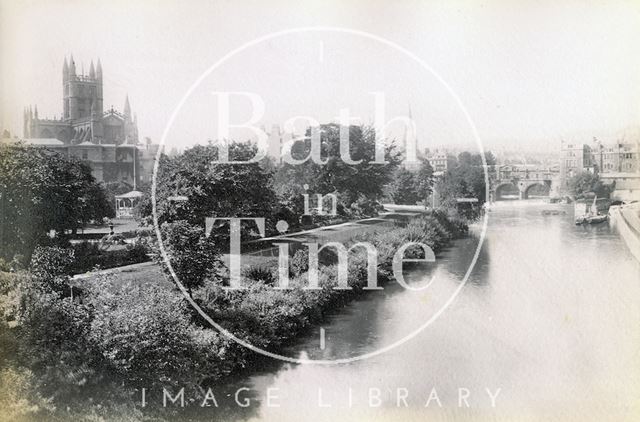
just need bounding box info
[289,248,309,277]
[69,241,150,274]
[242,263,279,285]
[0,270,17,296]
[432,208,468,238]
[125,241,150,264]
[85,277,232,390]
[9,281,105,405]
[0,367,54,421]
[0,257,10,272]
[30,246,74,279]
[0,273,150,419]
[346,194,384,219]
[10,254,26,272]
[372,215,458,259]
[154,221,222,293]
[29,246,74,292]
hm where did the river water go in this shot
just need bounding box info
[200,201,640,421]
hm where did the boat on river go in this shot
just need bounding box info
[575,197,608,225]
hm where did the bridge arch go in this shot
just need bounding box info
[495,182,520,200]
[522,182,550,199]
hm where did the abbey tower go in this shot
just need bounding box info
[16,56,156,185]
[24,55,138,145]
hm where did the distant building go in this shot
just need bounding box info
[560,142,593,175]
[559,137,640,197]
[427,150,449,173]
[560,139,640,176]
[591,139,640,174]
[17,56,158,185]
[559,142,594,191]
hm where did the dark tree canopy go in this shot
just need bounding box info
[148,141,279,229]
[435,151,492,219]
[274,124,401,217]
[567,171,613,199]
[0,144,110,261]
[414,158,435,203]
[388,158,435,206]
[390,167,420,205]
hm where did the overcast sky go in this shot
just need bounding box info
[2,0,640,152]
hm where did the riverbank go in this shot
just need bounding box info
[190,211,469,368]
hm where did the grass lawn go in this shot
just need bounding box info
[72,261,172,292]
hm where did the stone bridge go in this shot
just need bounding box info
[491,165,560,200]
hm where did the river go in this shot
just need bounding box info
[197,201,640,421]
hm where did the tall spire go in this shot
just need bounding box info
[96,58,102,80]
[23,108,28,138]
[34,105,38,119]
[89,60,95,78]
[69,54,76,76]
[124,95,131,120]
[402,102,417,164]
[63,57,69,81]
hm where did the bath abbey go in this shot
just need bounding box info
[18,56,157,184]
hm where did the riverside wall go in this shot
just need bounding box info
[610,204,640,263]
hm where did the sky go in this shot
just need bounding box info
[2,0,640,153]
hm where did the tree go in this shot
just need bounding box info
[142,141,277,290]
[156,220,222,293]
[146,141,279,235]
[567,171,613,199]
[389,167,419,205]
[414,158,434,205]
[0,144,110,262]
[435,152,490,219]
[274,124,401,217]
